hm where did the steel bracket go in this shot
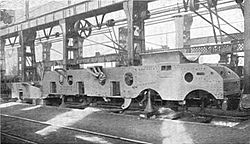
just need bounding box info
[94,14,106,30]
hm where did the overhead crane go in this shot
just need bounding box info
[1,0,150,81]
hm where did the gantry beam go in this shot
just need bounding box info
[179,40,244,54]
[186,33,243,46]
[42,40,244,68]
[0,0,239,39]
[43,53,120,68]
[145,40,244,54]
[0,0,127,39]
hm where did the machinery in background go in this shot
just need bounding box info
[0,9,15,24]
[11,81,42,104]
[0,74,19,101]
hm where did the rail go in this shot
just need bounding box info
[1,132,38,144]
[1,113,152,144]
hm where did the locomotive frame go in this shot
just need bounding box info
[40,51,241,110]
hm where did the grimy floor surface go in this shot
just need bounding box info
[1,102,250,144]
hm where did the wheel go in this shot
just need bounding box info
[74,19,92,39]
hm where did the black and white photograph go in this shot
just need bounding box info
[0,0,249,143]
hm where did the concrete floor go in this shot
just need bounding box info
[1,102,250,144]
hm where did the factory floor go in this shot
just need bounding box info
[1,102,250,144]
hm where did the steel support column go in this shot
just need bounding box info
[175,15,184,48]
[42,42,52,71]
[18,29,37,82]
[175,14,193,49]
[68,36,83,69]
[133,1,148,65]
[59,19,67,69]
[17,46,23,80]
[123,0,148,66]
[183,14,193,48]
[18,32,25,81]
[244,0,250,94]
[123,0,134,66]
[25,0,29,20]
[0,39,6,76]
[59,18,83,69]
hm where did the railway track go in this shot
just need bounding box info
[1,102,250,144]
[62,101,250,123]
[1,132,38,144]
[1,113,152,144]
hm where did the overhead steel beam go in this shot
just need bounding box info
[42,41,244,67]
[0,0,127,38]
[180,40,244,54]
[0,0,239,40]
[186,33,243,45]
[43,53,120,67]
[144,40,244,55]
